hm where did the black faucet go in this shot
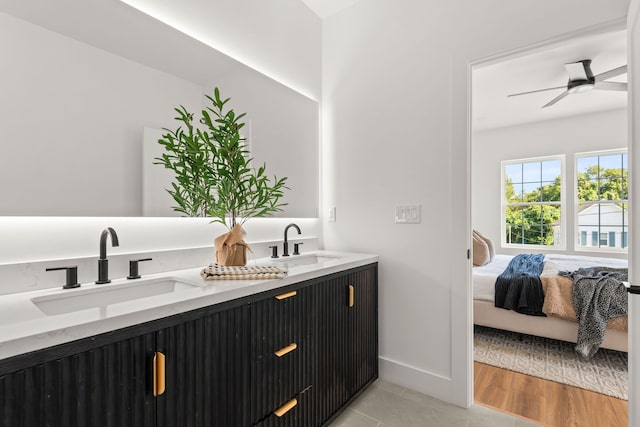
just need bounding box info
[282,223,301,257]
[96,227,119,284]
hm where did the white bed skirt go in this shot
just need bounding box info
[474,299,628,353]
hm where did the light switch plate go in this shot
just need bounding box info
[328,207,336,222]
[395,205,421,224]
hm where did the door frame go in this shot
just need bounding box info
[465,17,631,409]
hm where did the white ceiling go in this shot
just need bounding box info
[300,0,363,19]
[473,29,627,131]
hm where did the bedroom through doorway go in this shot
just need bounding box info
[469,23,630,427]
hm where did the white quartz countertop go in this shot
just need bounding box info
[0,251,377,360]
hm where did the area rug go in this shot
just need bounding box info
[474,325,628,400]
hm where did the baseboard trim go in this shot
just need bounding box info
[378,356,460,406]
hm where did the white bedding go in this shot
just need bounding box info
[473,253,628,302]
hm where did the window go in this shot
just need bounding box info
[576,151,628,251]
[502,156,563,247]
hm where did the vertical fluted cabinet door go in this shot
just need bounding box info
[317,264,378,424]
[347,266,378,397]
[317,273,351,422]
[155,304,249,427]
[0,333,157,427]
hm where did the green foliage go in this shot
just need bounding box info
[577,165,627,202]
[505,176,561,246]
[504,165,628,246]
[155,87,288,229]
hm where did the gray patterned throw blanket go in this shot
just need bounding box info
[560,267,628,358]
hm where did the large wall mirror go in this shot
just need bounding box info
[0,0,318,218]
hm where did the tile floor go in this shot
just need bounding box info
[330,379,540,427]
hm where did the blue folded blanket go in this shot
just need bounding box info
[494,254,546,316]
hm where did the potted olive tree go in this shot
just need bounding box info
[155,87,288,266]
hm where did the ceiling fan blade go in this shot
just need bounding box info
[594,81,628,91]
[507,85,565,97]
[542,90,570,108]
[565,61,589,81]
[595,65,627,82]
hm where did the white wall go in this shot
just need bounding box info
[322,0,629,406]
[472,109,627,257]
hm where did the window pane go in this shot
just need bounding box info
[609,231,616,248]
[523,205,542,226]
[622,229,628,248]
[524,225,542,245]
[592,231,598,247]
[577,204,598,243]
[522,182,541,202]
[577,179,598,201]
[541,180,560,201]
[541,204,561,226]
[580,231,587,246]
[522,161,541,183]
[577,156,598,176]
[505,206,522,244]
[541,159,561,181]
[542,227,558,246]
[504,163,522,184]
[599,154,622,171]
[505,181,523,203]
[600,177,623,200]
[599,202,624,229]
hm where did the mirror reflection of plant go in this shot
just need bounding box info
[156,88,288,229]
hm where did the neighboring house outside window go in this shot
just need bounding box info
[575,150,628,251]
[502,156,564,248]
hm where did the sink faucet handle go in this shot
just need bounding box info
[127,258,152,280]
[46,266,80,289]
[269,246,279,259]
[293,242,303,256]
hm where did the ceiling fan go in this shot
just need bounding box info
[507,59,627,108]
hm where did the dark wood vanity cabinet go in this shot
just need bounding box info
[0,263,377,427]
[155,304,249,427]
[0,331,157,427]
[316,266,378,422]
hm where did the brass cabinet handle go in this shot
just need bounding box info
[153,352,166,397]
[274,343,297,357]
[348,284,354,308]
[274,398,297,417]
[275,290,297,300]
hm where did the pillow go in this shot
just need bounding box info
[472,232,490,266]
[473,230,495,262]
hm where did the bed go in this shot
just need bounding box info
[473,253,629,353]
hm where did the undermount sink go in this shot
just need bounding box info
[271,254,342,267]
[31,277,201,316]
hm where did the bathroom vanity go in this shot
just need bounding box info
[0,251,378,426]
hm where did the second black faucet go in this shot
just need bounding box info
[282,223,301,257]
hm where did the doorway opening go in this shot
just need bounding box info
[469,24,629,426]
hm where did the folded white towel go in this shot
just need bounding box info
[200,264,288,280]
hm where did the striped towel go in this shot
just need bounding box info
[200,264,288,280]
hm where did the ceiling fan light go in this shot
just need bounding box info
[569,83,594,94]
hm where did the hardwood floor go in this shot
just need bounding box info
[474,362,628,427]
